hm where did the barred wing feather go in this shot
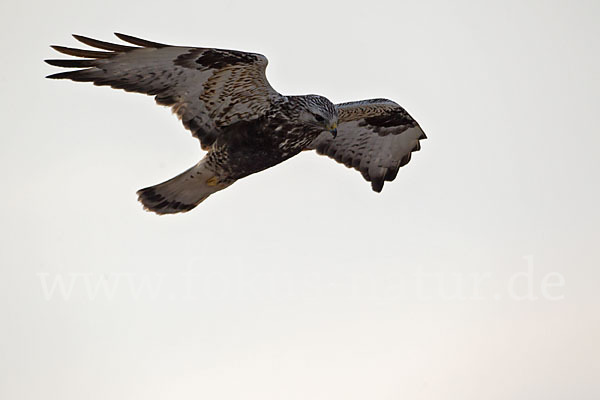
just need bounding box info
[308,99,426,192]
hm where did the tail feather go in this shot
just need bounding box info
[137,162,231,215]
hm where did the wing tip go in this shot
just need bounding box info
[72,33,137,51]
[368,131,425,192]
[45,58,98,68]
[45,69,94,81]
[114,32,167,48]
[49,45,112,58]
[371,178,384,193]
[46,70,73,79]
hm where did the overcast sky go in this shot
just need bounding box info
[1,0,599,399]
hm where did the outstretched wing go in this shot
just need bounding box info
[45,33,281,149]
[307,99,426,192]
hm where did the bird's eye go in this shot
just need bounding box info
[314,115,325,122]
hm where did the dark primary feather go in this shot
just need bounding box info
[72,34,136,51]
[45,59,99,68]
[114,32,167,48]
[45,33,280,150]
[49,45,112,59]
[307,99,426,192]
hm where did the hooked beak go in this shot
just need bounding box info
[328,123,338,138]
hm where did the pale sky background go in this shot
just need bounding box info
[1,0,599,399]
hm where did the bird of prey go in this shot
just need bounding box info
[46,33,426,214]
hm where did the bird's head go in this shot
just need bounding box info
[298,95,338,137]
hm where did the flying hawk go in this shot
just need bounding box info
[46,34,426,214]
